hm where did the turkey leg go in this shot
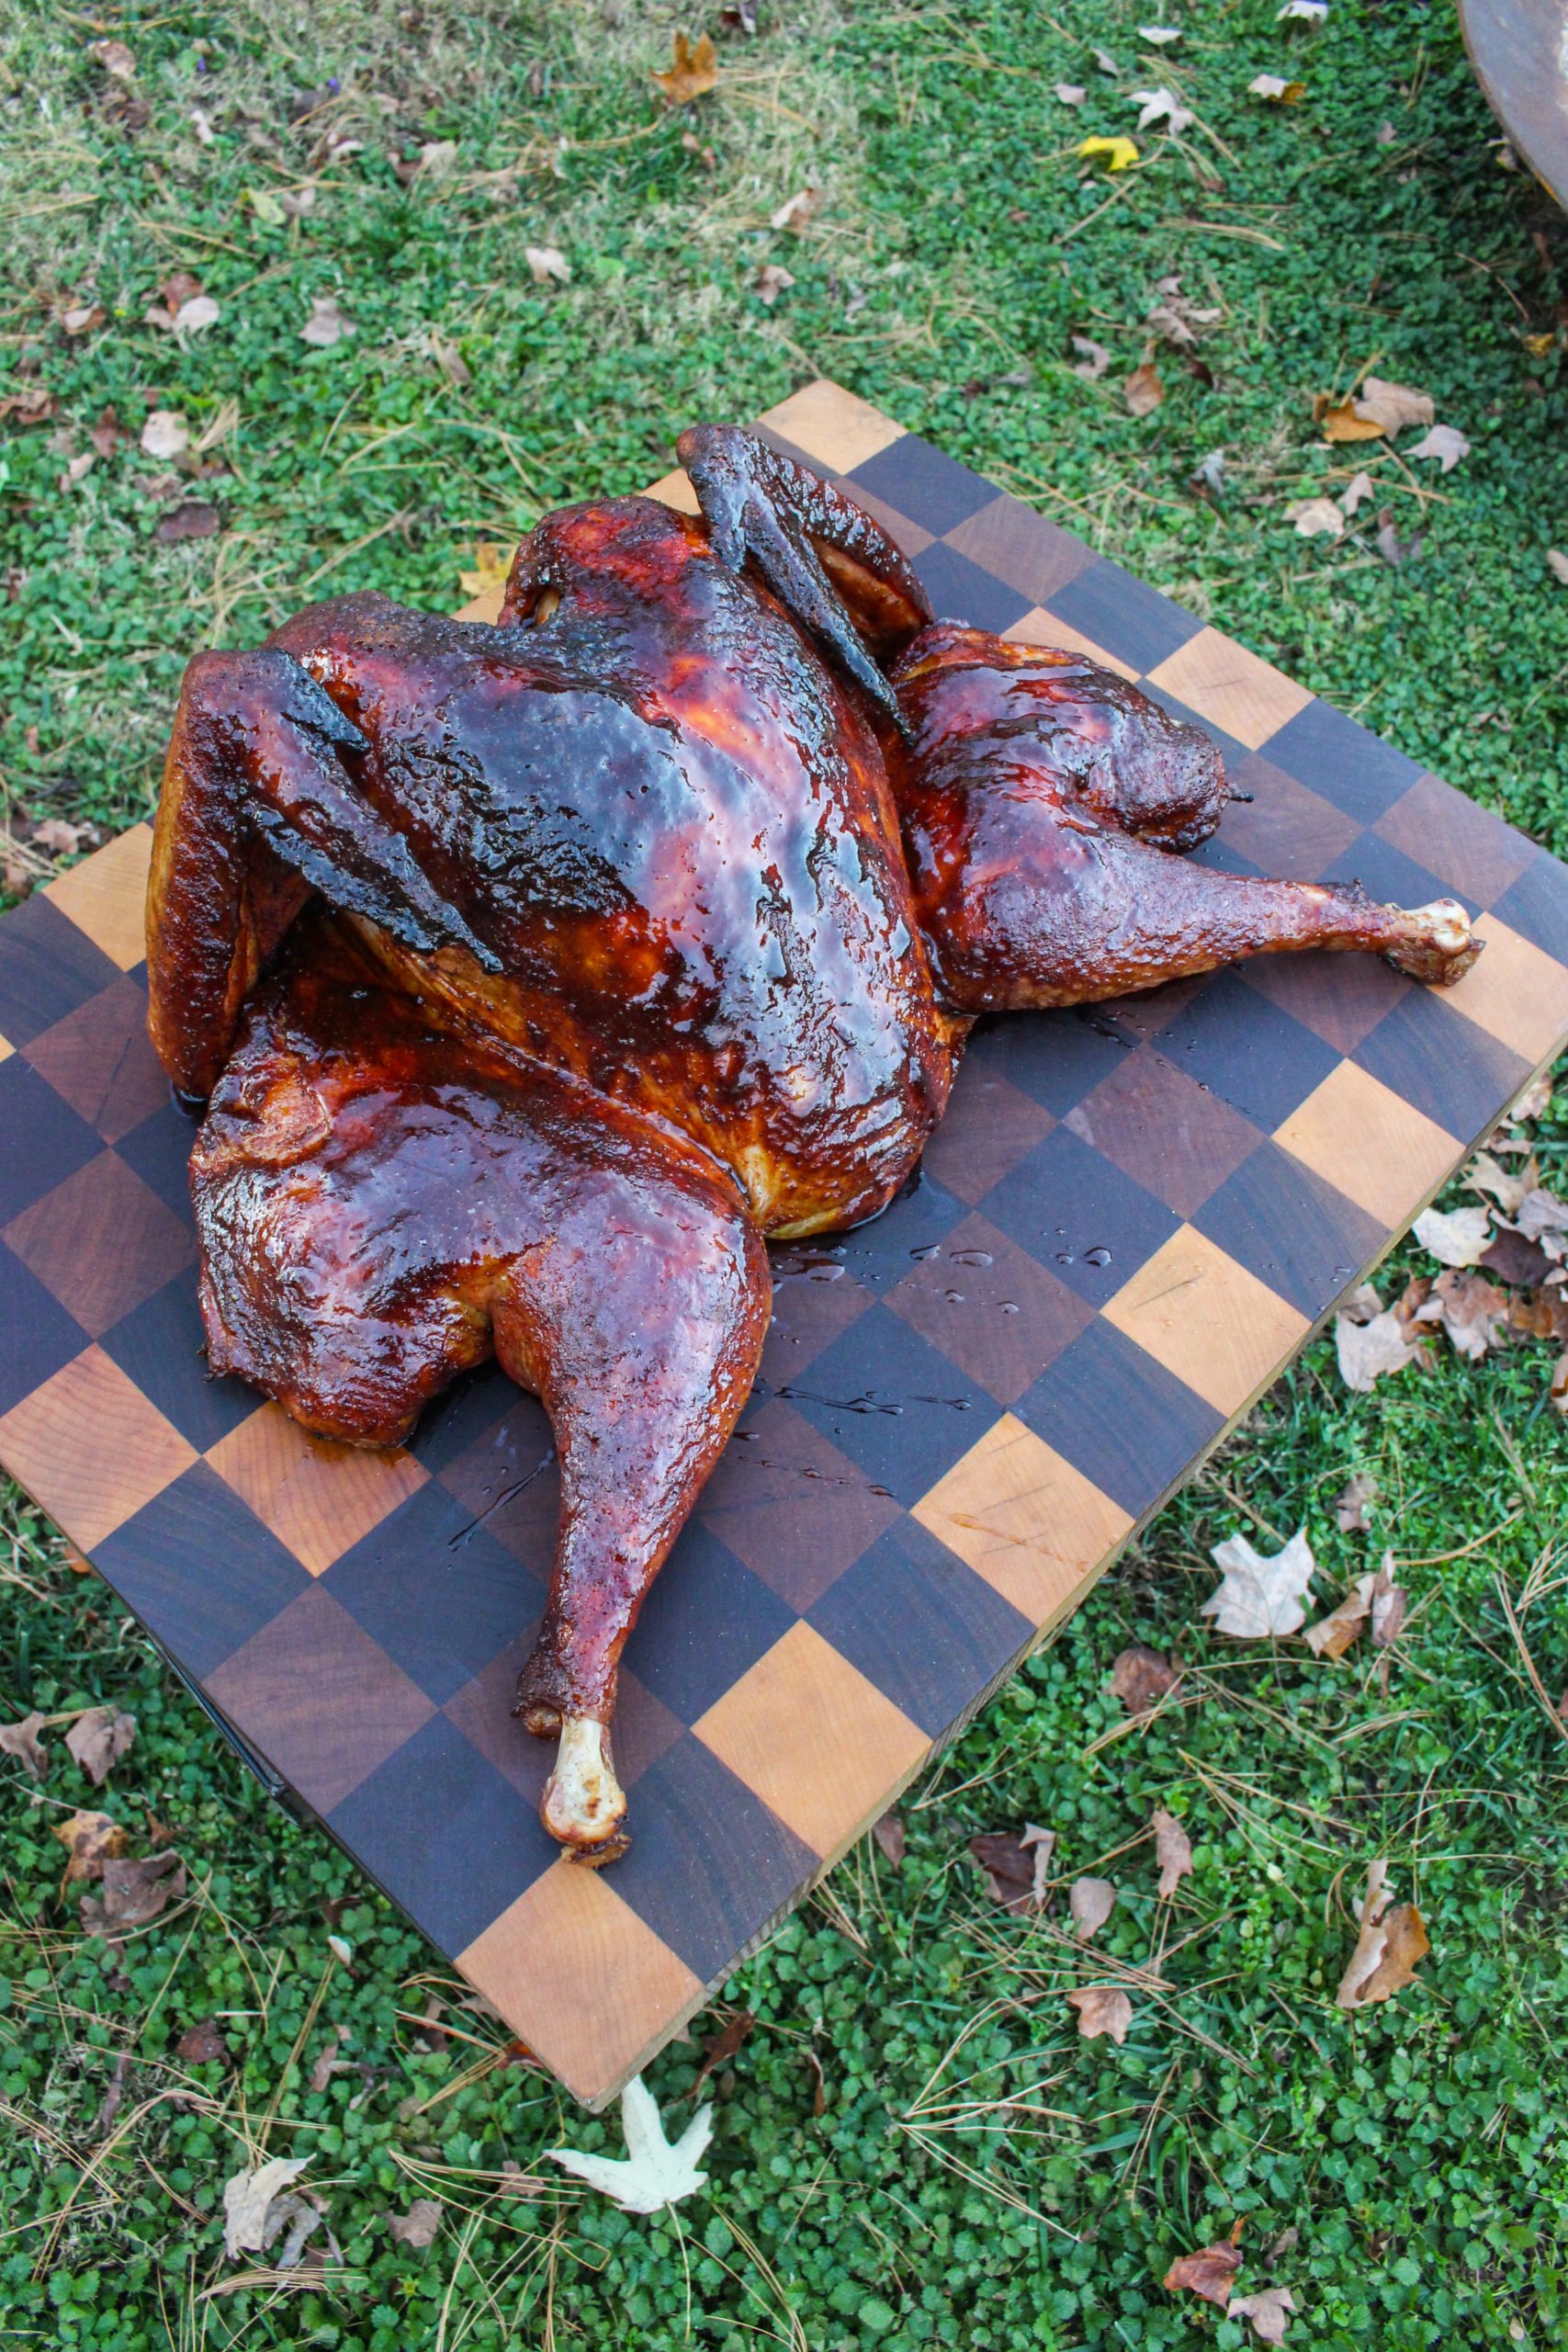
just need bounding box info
[189,918,770,1863]
[890,624,1480,1009]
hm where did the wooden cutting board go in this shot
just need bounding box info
[4,379,1567,2107]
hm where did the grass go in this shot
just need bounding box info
[2,0,1567,2345]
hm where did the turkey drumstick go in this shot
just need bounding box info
[887,626,1479,1009]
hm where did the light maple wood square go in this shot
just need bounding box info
[644,466,701,514]
[206,1402,427,1576]
[1144,628,1313,751]
[1440,916,1568,1066]
[912,1414,1133,1626]
[42,825,154,972]
[1003,606,1139,683]
[0,1344,197,1549]
[1272,1060,1458,1228]
[0,1032,12,1064]
[457,1859,704,2109]
[756,379,903,474]
[693,1620,928,1861]
[1100,1227,1309,1416]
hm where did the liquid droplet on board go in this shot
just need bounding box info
[1085,1245,1113,1269]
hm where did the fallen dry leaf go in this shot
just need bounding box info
[1202,1529,1317,1638]
[141,410,190,460]
[691,2008,756,2095]
[1078,136,1140,172]
[872,1811,906,1868]
[1069,1875,1117,1939]
[175,2018,229,2065]
[1124,361,1164,416]
[652,31,719,104]
[1094,46,1120,74]
[1370,1554,1407,1648]
[1132,86,1194,135]
[458,540,511,599]
[1248,74,1304,101]
[388,2199,442,2248]
[52,1810,128,1883]
[0,1712,48,1778]
[1287,497,1343,538]
[753,262,795,306]
[81,1851,186,1936]
[769,187,820,232]
[1484,1227,1552,1287]
[1279,0,1326,16]
[1071,334,1112,380]
[1230,2287,1298,2344]
[548,2076,713,2214]
[223,2156,311,2260]
[1153,1809,1193,1899]
[1414,1203,1492,1267]
[1067,1984,1132,2042]
[1407,424,1469,472]
[1550,550,1568,586]
[309,2025,354,2094]
[1318,401,1386,445]
[1165,2229,1243,2307]
[1111,1642,1180,1714]
[89,38,136,78]
[970,1826,1054,1913]
[58,452,95,492]
[1055,83,1086,104]
[1352,377,1436,434]
[61,304,107,337]
[417,140,458,178]
[1508,1285,1568,1342]
[65,1706,136,1784]
[1513,1186,1568,1250]
[1337,1859,1430,2007]
[1339,469,1375,514]
[156,501,220,544]
[525,245,571,286]
[1466,1148,1535,1216]
[89,406,127,458]
[1139,24,1182,42]
[1334,1470,1377,1532]
[1414,1269,1512,1360]
[300,295,355,348]
[1303,1575,1377,1659]
[1335,1304,1427,1392]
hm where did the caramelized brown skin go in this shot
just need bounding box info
[888,626,1481,1008]
[150,479,950,1239]
[146,428,1481,1861]
[195,917,768,1831]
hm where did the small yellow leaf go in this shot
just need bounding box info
[1319,401,1386,444]
[458,541,513,597]
[247,187,287,227]
[1078,136,1140,172]
[1525,332,1556,357]
[652,32,719,104]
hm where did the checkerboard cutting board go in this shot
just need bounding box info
[5,381,1568,2109]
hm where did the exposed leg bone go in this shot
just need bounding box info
[540,1718,629,1866]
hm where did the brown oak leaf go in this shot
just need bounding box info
[1153,1809,1193,1899]
[652,32,719,104]
[1229,2286,1297,2344]
[81,1850,186,1936]
[1069,1875,1116,1939]
[1067,1984,1132,2042]
[872,1811,906,1868]
[1111,1644,1180,1713]
[1336,1859,1430,2007]
[388,2199,442,2247]
[52,1809,128,1883]
[0,1712,48,1778]
[64,1707,136,1785]
[175,2018,229,2065]
[1124,360,1164,416]
[1165,2225,1243,2306]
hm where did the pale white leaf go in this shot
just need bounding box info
[1249,74,1294,97]
[141,410,189,459]
[1202,1529,1317,1638]
[753,262,795,305]
[1278,0,1326,17]
[1338,469,1375,514]
[547,2077,712,2215]
[1465,1148,1534,1216]
[189,107,215,144]
[525,245,571,285]
[1335,1307,1425,1392]
[1413,1203,1492,1267]
[769,187,819,232]
[1549,549,1568,585]
[1055,83,1087,104]
[1287,496,1343,538]
[1229,2287,1298,2344]
[222,2156,311,2260]
[1132,86,1194,133]
[1071,334,1112,379]
[1093,47,1120,74]
[1407,423,1469,472]
[299,295,354,347]
[1354,377,1434,433]
[1020,1821,1056,1907]
[1138,25,1181,42]
[174,294,220,335]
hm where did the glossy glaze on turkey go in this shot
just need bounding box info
[146,424,1479,1860]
